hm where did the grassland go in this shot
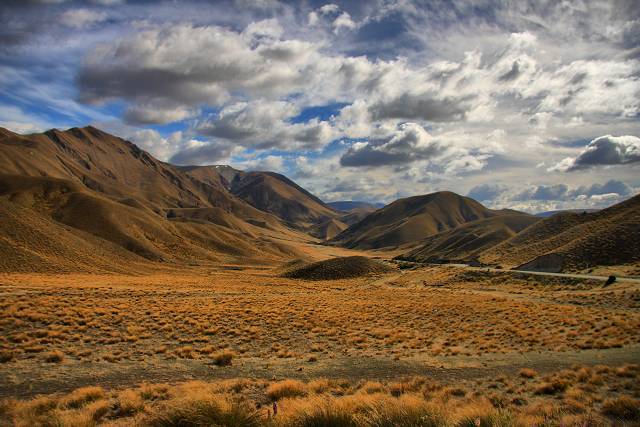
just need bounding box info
[1,263,639,425]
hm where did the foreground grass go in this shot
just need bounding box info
[2,365,639,426]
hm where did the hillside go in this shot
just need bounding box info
[398,214,540,263]
[480,194,640,272]
[331,191,520,249]
[228,171,339,228]
[0,127,306,271]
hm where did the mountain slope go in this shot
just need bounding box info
[0,127,307,271]
[479,194,640,272]
[397,214,540,263]
[331,191,520,249]
[228,171,339,228]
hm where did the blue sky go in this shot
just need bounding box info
[1,0,639,212]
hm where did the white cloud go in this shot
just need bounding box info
[60,9,108,29]
[549,135,640,172]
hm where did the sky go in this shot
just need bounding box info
[1,0,639,212]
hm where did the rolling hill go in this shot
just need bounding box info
[479,194,640,272]
[398,213,540,263]
[331,191,522,249]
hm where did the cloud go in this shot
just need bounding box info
[467,180,636,213]
[123,103,194,125]
[340,122,447,167]
[467,184,508,202]
[196,100,336,150]
[169,140,238,166]
[369,93,472,122]
[60,9,107,29]
[235,154,285,172]
[549,135,640,171]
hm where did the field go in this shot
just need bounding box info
[1,263,639,426]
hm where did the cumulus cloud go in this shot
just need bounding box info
[549,135,640,171]
[340,123,446,167]
[467,179,635,213]
[196,100,336,150]
[467,184,509,202]
[368,93,472,122]
[123,103,194,125]
[169,140,238,166]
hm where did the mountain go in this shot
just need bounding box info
[309,218,348,240]
[230,171,339,228]
[327,201,384,211]
[331,191,522,250]
[479,194,640,272]
[397,214,540,263]
[181,166,339,230]
[0,127,306,272]
[535,208,599,218]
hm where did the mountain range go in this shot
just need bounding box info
[0,126,637,274]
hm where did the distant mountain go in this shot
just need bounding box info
[181,166,339,230]
[327,201,384,211]
[331,191,522,249]
[309,218,348,240]
[0,127,305,272]
[535,208,599,218]
[398,214,540,263]
[480,195,640,272]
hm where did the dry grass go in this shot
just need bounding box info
[266,380,308,401]
[1,267,637,369]
[2,370,639,426]
[0,267,639,426]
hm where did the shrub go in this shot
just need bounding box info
[266,380,307,401]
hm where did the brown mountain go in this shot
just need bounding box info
[0,127,306,272]
[479,194,640,272]
[331,191,521,249]
[397,214,540,263]
[231,171,339,228]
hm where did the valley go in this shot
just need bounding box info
[0,126,639,426]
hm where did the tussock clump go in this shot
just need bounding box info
[211,349,235,366]
[145,394,261,427]
[282,256,395,280]
[266,380,308,401]
[44,350,65,363]
[601,396,640,421]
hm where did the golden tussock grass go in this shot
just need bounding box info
[5,373,639,426]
